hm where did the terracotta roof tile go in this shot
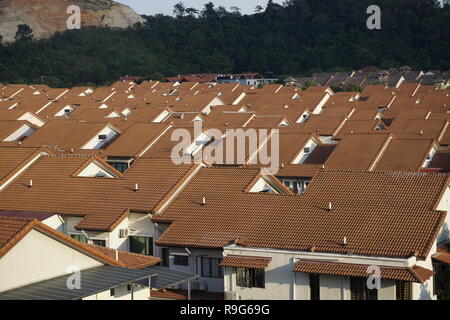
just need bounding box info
[374,139,435,172]
[0,147,42,185]
[0,156,196,231]
[293,260,434,283]
[155,169,448,259]
[325,133,391,170]
[0,216,125,267]
[89,245,160,269]
[220,255,271,269]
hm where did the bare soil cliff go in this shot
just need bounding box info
[0,0,145,42]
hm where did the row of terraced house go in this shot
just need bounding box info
[0,76,449,300]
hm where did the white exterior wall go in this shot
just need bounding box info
[436,185,450,244]
[54,106,74,117]
[84,284,149,300]
[412,241,437,300]
[64,216,84,234]
[127,212,159,254]
[107,217,129,251]
[202,97,224,115]
[166,247,224,293]
[312,94,330,114]
[291,139,317,164]
[225,252,294,300]
[42,215,65,233]
[222,246,425,300]
[77,162,116,178]
[3,124,36,142]
[296,111,310,123]
[0,229,103,292]
[64,216,128,251]
[232,92,246,105]
[64,213,159,252]
[318,275,349,300]
[152,110,171,123]
[81,126,118,150]
[18,112,45,127]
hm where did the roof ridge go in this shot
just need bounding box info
[320,169,449,176]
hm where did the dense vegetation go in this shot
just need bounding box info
[0,0,449,87]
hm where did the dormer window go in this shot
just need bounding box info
[76,160,119,178]
[422,148,437,168]
[122,108,132,117]
[98,134,107,140]
[292,139,318,164]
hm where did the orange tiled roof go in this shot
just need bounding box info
[293,260,435,283]
[0,156,197,231]
[432,244,450,264]
[89,245,160,269]
[155,169,448,259]
[0,216,125,267]
[220,255,271,269]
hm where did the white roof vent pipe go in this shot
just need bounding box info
[327,202,332,211]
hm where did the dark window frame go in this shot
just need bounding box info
[161,248,170,267]
[91,239,106,247]
[236,268,265,288]
[129,236,153,256]
[309,273,320,300]
[350,277,378,300]
[173,255,189,266]
[396,281,412,300]
[70,234,87,243]
[201,257,223,278]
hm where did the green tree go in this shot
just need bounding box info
[173,2,186,17]
[147,72,165,82]
[15,24,33,41]
[255,5,264,13]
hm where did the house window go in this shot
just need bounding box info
[282,179,299,194]
[109,162,129,173]
[309,274,320,300]
[236,268,265,288]
[71,234,87,243]
[173,255,189,266]
[432,262,438,297]
[396,281,411,300]
[350,277,377,300]
[127,284,132,292]
[110,288,115,297]
[162,248,170,267]
[129,236,153,256]
[98,134,107,140]
[92,239,106,247]
[201,257,223,278]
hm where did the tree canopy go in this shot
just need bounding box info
[0,0,449,87]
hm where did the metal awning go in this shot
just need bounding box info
[0,266,157,300]
[138,266,199,290]
[0,265,199,300]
